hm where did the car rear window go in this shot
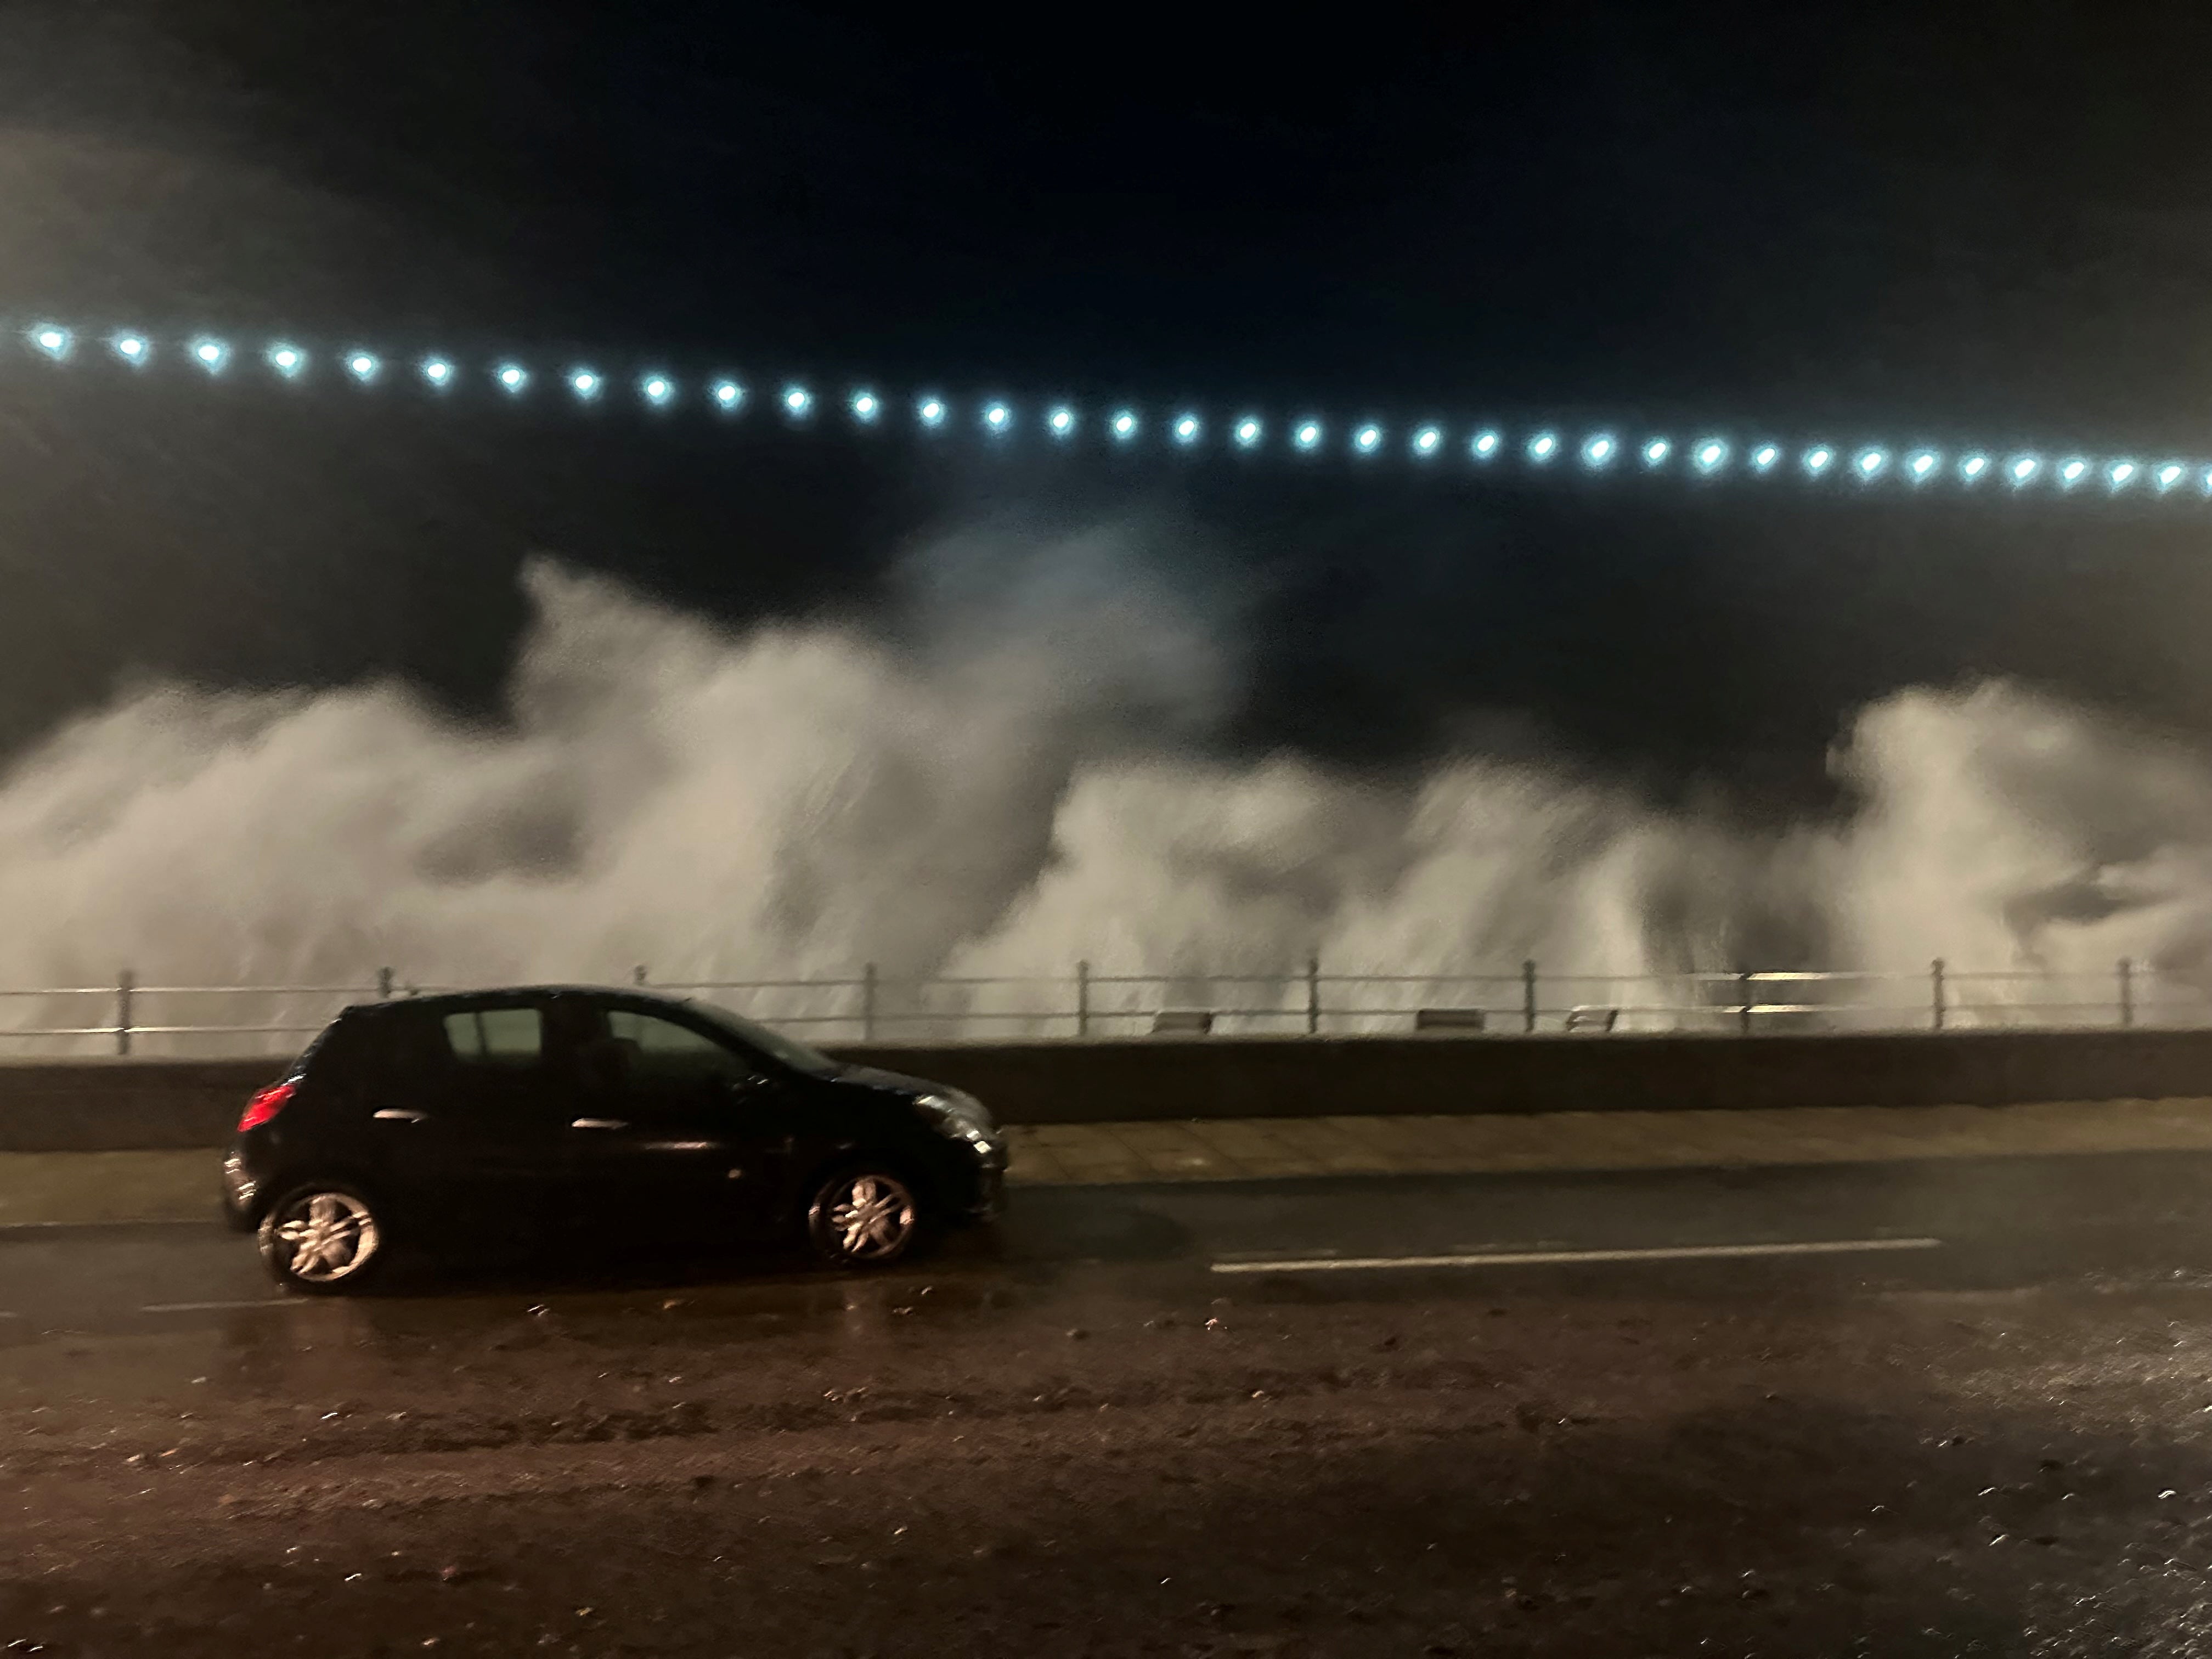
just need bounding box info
[294,1012,370,1076]
[442,1007,543,1067]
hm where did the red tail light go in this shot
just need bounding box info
[238,1080,296,1133]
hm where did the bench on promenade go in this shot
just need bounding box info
[1414,1008,1487,1032]
[1150,1009,1215,1036]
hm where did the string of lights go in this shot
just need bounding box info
[13,321,2205,501]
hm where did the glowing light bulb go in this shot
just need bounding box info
[29,324,70,360]
[1111,410,1138,440]
[2059,458,2089,487]
[111,333,149,364]
[267,344,305,377]
[2008,455,2041,485]
[641,375,673,405]
[712,380,744,409]
[1355,425,1383,453]
[783,385,812,415]
[850,390,879,421]
[984,402,1012,431]
[1694,439,1728,473]
[191,338,231,373]
[2108,459,2137,489]
[1172,413,1201,444]
[1529,431,1559,462]
[1960,453,1990,481]
[346,352,380,382]
[918,397,946,426]
[570,369,602,399]
[1472,430,1501,458]
[496,364,528,393]
[1751,445,1779,471]
[1803,445,1835,475]
[419,356,452,386]
[1413,426,1442,455]
[1907,450,1938,481]
[1583,434,1615,466]
[1295,421,1322,450]
[1236,417,1263,448]
[1050,406,1076,436]
[1643,438,1671,466]
[1854,448,1888,478]
[2156,462,2185,492]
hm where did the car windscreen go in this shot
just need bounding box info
[685,1001,841,1076]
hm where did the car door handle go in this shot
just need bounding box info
[571,1118,629,1131]
[373,1108,430,1124]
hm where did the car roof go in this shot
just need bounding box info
[343,984,698,1017]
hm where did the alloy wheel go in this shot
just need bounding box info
[270,1189,381,1285]
[820,1171,918,1263]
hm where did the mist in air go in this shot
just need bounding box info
[0,524,2208,1040]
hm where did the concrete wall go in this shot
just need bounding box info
[3,1028,2211,1152]
[850,1028,2212,1124]
[0,1059,284,1152]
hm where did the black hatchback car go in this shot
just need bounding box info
[222,986,1006,1293]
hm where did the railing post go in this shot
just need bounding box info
[1522,959,1538,1034]
[1931,958,1946,1031]
[2118,957,2135,1028]
[1306,955,1321,1036]
[1737,969,1754,1036]
[861,962,878,1041]
[634,964,649,987]
[115,969,134,1057]
[376,967,393,1001]
[1075,960,1090,1038]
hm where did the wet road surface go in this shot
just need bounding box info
[8,1151,2212,1654]
[6,1147,2212,1335]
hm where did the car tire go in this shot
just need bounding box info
[257,1180,389,1295]
[804,1163,927,1269]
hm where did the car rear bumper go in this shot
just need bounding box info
[219,1147,259,1231]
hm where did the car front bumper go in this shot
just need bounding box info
[963,1158,1005,1223]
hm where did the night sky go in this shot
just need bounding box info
[1,1,2210,811]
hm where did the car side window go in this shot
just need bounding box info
[606,1009,748,1082]
[443,1007,544,1069]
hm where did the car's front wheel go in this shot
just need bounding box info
[805,1164,925,1268]
[258,1181,388,1295]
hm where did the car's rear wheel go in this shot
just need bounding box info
[258,1181,387,1295]
[805,1164,924,1268]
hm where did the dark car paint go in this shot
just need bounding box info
[224,987,1005,1256]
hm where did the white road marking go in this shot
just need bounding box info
[138,1299,308,1314]
[1210,1237,1944,1274]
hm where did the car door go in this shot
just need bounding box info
[565,1001,789,1240]
[359,998,578,1235]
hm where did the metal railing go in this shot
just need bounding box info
[0,956,2203,1057]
